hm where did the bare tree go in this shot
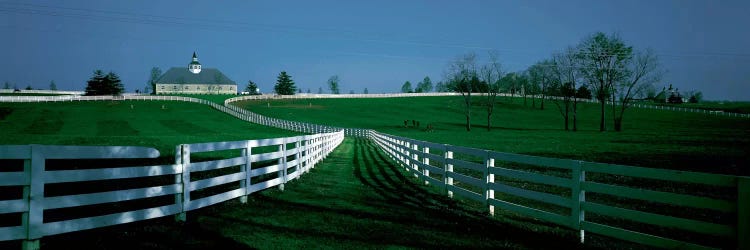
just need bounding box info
[552,47,583,131]
[327,75,340,94]
[577,32,632,132]
[479,51,505,131]
[147,67,162,94]
[612,49,662,131]
[445,53,478,131]
[528,60,554,110]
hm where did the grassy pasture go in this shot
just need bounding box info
[0,100,298,159]
[235,96,750,175]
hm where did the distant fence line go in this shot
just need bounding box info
[0,89,84,95]
[0,131,344,249]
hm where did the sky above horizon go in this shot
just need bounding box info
[2,0,749,100]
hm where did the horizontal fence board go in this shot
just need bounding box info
[40,204,180,237]
[418,141,446,151]
[187,141,247,153]
[249,164,283,177]
[422,153,444,163]
[0,226,26,241]
[491,182,572,208]
[582,181,735,213]
[421,163,445,175]
[36,145,159,159]
[287,170,301,180]
[248,177,283,193]
[0,199,27,214]
[446,171,484,188]
[490,151,578,170]
[447,185,484,202]
[582,162,736,187]
[43,184,181,210]
[581,221,714,250]
[190,156,246,173]
[45,164,181,183]
[490,167,571,188]
[247,138,286,147]
[447,158,485,172]
[0,172,27,186]
[582,202,734,238]
[0,145,30,159]
[251,151,283,162]
[185,188,245,211]
[424,176,446,187]
[446,145,486,158]
[189,172,245,191]
[489,198,571,228]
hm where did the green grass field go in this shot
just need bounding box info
[235,96,750,175]
[0,101,298,159]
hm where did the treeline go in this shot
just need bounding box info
[443,31,663,132]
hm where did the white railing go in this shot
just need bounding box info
[0,130,344,249]
[369,130,749,250]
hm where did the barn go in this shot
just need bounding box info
[155,52,237,94]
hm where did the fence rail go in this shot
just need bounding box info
[0,130,344,248]
[369,130,749,250]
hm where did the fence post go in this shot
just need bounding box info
[22,145,40,250]
[174,145,186,222]
[444,145,454,198]
[295,139,302,178]
[738,177,750,250]
[423,146,430,185]
[572,161,586,244]
[239,142,251,203]
[485,152,495,216]
[278,140,286,191]
[412,143,419,178]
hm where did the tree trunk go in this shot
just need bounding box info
[524,95,527,106]
[541,94,545,110]
[532,96,536,108]
[564,114,569,131]
[599,100,606,131]
[614,117,622,131]
[572,111,577,131]
[466,114,471,131]
[487,113,492,131]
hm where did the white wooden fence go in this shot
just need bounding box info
[369,130,749,250]
[0,130,344,249]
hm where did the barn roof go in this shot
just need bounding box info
[156,67,236,85]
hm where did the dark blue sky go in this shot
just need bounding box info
[2,0,749,100]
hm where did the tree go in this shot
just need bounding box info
[364,88,369,94]
[298,88,303,94]
[401,81,413,93]
[551,47,584,131]
[318,87,323,94]
[327,75,340,94]
[415,76,433,93]
[49,80,57,90]
[612,49,662,131]
[478,51,504,131]
[25,85,32,90]
[274,71,296,95]
[577,32,632,132]
[147,67,162,94]
[349,90,354,94]
[245,80,260,95]
[3,81,10,89]
[576,85,592,99]
[445,53,478,131]
[528,60,554,110]
[85,70,124,96]
[306,88,311,94]
[434,81,449,92]
[687,90,702,103]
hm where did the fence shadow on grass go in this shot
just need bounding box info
[195,138,593,249]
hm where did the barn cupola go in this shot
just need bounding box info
[188,51,202,74]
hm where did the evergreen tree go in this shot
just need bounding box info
[415,76,433,93]
[245,80,260,95]
[85,70,124,96]
[401,81,413,93]
[49,80,57,90]
[274,71,296,95]
[364,88,369,94]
